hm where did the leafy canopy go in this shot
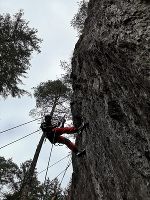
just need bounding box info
[71,0,88,35]
[0,157,19,190]
[34,79,70,108]
[0,10,42,98]
[0,157,68,200]
[31,79,71,118]
[42,178,64,200]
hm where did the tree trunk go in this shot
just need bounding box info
[20,99,58,199]
[20,133,45,200]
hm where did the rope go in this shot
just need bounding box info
[49,159,71,200]
[42,143,54,200]
[0,129,40,150]
[43,144,54,185]
[0,117,42,135]
[60,159,71,186]
[38,153,71,174]
[43,129,57,182]
[43,161,71,188]
[56,162,71,180]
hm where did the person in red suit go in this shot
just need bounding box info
[41,115,86,157]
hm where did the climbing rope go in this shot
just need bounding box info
[42,144,54,200]
[38,153,71,174]
[60,159,71,186]
[0,129,40,150]
[50,159,71,200]
[47,161,71,184]
[43,130,57,200]
[43,159,71,200]
[43,143,54,187]
[56,161,71,180]
[0,117,42,135]
[42,160,71,200]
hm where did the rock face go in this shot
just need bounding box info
[71,0,150,199]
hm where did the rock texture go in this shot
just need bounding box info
[71,0,150,199]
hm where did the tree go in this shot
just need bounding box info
[60,61,72,88]
[2,160,43,200]
[21,79,71,199]
[71,0,89,35]
[63,180,72,200]
[0,10,42,98]
[0,157,19,193]
[18,160,43,200]
[0,157,68,200]
[42,178,64,200]
[30,79,71,119]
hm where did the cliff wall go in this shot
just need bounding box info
[71,0,150,199]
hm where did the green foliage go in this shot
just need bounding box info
[42,178,64,200]
[34,80,70,107]
[0,157,68,200]
[63,180,71,200]
[60,61,72,88]
[0,157,19,191]
[0,10,42,98]
[1,159,43,200]
[19,160,42,197]
[71,0,88,35]
[31,79,71,117]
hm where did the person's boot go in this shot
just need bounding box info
[76,149,86,157]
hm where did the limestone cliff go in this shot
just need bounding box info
[71,0,150,199]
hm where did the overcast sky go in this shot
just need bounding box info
[0,0,80,189]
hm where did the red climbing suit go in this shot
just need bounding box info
[48,127,78,153]
[40,115,82,154]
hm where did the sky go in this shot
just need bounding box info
[0,0,80,189]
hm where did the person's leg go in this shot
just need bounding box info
[52,122,88,137]
[52,127,77,136]
[56,136,86,157]
[56,136,78,153]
